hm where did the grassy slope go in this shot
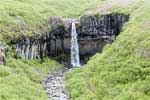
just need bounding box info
[65,0,150,100]
[0,0,100,43]
[0,57,62,100]
[0,0,102,99]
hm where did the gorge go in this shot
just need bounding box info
[1,0,149,100]
[10,13,129,65]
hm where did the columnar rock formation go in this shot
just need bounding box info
[11,13,129,61]
[0,44,6,64]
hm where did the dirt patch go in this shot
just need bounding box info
[86,0,140,14]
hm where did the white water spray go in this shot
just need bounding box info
[71,22,80,67]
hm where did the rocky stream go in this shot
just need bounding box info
[42,68,71,100]
[0,12,129,100]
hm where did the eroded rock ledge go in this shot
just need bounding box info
[11,13,129,63]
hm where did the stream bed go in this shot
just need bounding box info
[42,68,71,100]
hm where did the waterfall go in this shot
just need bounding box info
[71,22,80,67]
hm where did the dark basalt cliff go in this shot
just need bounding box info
[10,13,129,62]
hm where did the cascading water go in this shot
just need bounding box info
[71,22,80,67]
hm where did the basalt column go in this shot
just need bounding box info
[11,13,129,63]
[78,13,129,61]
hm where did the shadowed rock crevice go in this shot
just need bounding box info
[10,13,129,64]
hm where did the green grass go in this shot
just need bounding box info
[0,0,100,43]
[0,57,62,100]
[0,0,102,99]
[65,0,150,100]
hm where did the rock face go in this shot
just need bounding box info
[0,44,6,64]
[78,13,129,57]
[11,13,129,61]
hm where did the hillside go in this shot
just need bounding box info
[0,0,101,100]
[65,0,150,100]
[0,0,150,100]
[0,57,62,100]
[0,0,99,43]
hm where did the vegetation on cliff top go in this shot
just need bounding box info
[65,0,150,100]
[0,0,100,43]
